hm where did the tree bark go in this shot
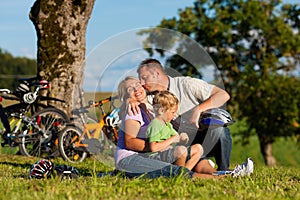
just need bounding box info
[258,133,277,166]
[29,0,95,115]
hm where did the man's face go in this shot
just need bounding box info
[138,66,161,92]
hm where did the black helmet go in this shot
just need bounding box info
[29,159,54,179]
[54,165,80,179]
[16,83,30,94]
[199,108,235,128]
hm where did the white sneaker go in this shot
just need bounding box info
[208,159,216,169]
[231,157,254,178]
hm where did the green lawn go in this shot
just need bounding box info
[1,94,300,199]
[0,132,299,200]
[0,153,299,200]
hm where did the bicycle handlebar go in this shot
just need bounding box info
[72,96,119,115]
[92,95,119,107]
[0,89,21,101]
[0,89,11,94]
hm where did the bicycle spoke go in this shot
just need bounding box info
[19,107,69,158]
[58,125,87,163]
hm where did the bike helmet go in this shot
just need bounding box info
[54,164,80,179]
[199,108,235,128]
[106,108,121,127]
[16,83,30,93]
[29,159,54,179]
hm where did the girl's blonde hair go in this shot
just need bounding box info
[153,91,179,113]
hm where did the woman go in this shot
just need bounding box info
[114,76,253,178]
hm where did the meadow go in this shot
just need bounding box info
[0,94,299,200]
[1,132,299,200]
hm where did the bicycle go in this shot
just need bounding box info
[58,96,121,163]
[1,77,61,115]
[0,78,70,158]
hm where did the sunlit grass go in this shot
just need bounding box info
[0,154,299,200]
[1,93,300,199]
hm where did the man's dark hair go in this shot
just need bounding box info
[139,58,161,66]
[137,58,164,73]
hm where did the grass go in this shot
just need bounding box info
[0,134,299,200]
[1,93,300,199]
[0,153,299,200]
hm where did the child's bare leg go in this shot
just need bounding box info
[185,144,202,170]
[193,159,217,174]
[173,146,188,167]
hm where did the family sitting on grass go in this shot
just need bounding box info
[114,58,254,179]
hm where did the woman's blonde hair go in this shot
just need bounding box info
[153,90,179,113]
[117,76,140,102]
[117,76,140,119]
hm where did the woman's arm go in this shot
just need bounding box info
[124,119,149,152]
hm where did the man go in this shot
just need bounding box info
[134,58,232,170]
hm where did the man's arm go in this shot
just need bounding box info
[126,98,141,116]
[190,86,230,128]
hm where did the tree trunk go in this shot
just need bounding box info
[258,133,277,166]
[29,0,95,115]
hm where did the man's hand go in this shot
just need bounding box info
[190,107,202,128]
[127,98,140,116]
[189,86,230,128]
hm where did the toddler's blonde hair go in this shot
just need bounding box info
[153,91,179,114]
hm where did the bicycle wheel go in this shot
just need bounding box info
[85,116,117,157]
[19,107,69,157]
[89,127,115,168]
[58,125,88,163]
[0,113,22,151]
[84,116,107,153]
[100,125,117,156]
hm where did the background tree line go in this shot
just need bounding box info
[0,48,36,90]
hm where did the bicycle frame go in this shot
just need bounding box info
[9,116,23,136]
[0,79,68,151]
[66,96,119,151]
[71,97,117,149]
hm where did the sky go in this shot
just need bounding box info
[0,0,298,92]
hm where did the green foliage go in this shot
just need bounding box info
[237,74,300,139]
[140,0,300,144]
[0,48,36,90]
